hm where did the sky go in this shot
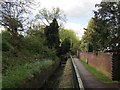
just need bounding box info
[0,0,102,38]
[33,0,102,39]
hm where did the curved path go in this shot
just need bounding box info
[72,57,120,90]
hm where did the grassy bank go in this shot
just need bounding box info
[42,65,64,88]
[80,60,115,83]
[59,59,74,88]
[2,30,60,88]
[2,60,55,88]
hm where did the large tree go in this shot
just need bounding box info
[60,37,71,55]
[82,19,95,51]
[94,2,120,51]
[44,19,60,49]
[59,29,80,54]
[35,7,66,26]
[0,0,33,35]
[0,0,36,49]
[36,7,66,53]
[82,2,120,52]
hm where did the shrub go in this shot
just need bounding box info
[2,31,14,51]
[2,60,54,88]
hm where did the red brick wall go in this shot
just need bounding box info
[79,52,113,79]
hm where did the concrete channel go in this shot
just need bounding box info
[41,56,84,89]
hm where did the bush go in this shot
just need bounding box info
[2,31,14,51]
[2,29,60,88]
[2,41,13,51]
[22,31,58,61]
[2,60,54,88]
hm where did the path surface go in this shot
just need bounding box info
[73,57,120,90]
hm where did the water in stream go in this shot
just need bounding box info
[42,65,65,89]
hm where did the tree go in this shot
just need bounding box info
[93,2,120,51]
[0,2,25,33]
[44,19,60,49]
[81,18,108,52]
[35,7,66,26]
[60,37,71,55]
[0,0,35,34]
[59,29,80,54]
[0,0,36,49]
[82,2,120,52]
[82,19,95,51]
[35,7,66,53]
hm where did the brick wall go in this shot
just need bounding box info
[79,52,113,79]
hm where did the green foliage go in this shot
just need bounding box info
[81,2,120,52]
[2,60,54,88]
[81,18,96,51]
[93,2,120,51]
[44,19,60,49]
[60,37,71,55]
[0,1,32,34]
[2,41,12,51]
[79,40,88,51]
[23,30,58,60]
[2,31,14,51]
[1,4,64,88]
[2,28,59,88]
[23,36,43,54]
[59,29,80,54]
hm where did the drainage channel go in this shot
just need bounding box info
[41,57,82,89]
[41,64,65,89]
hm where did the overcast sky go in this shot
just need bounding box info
[33,0,102,39]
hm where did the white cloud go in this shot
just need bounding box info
[34,0,102,17]
[33,0,102,38]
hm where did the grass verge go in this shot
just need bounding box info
[80,60,119,83]
[2,60,54,88]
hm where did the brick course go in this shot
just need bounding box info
[79,52,113,79]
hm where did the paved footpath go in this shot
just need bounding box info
[73,57,120,90]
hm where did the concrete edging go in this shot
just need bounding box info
[70,55,84,90]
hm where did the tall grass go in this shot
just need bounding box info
[2,30,59,88]
[2,60,54,88]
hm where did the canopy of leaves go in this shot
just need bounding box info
[0,1,31,34]
[81,2,120,52]
[59,29,80,54]
[94,2,120,51]
[44,19,60,49]
[60,37,71,55]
